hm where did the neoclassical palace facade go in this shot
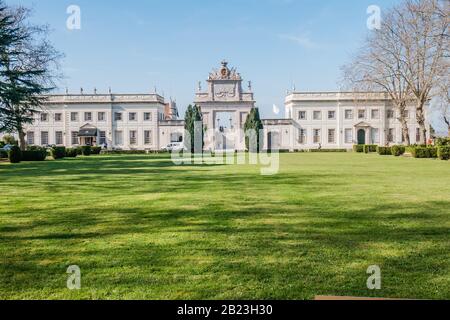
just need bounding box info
[6,61,428,151]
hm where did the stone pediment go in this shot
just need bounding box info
[354,121,372,128]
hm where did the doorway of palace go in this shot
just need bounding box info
[357,129,366,145]
[214,112,236,151]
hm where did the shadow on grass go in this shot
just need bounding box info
[0,155,449,299]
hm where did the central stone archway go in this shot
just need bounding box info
[194,61,255,151]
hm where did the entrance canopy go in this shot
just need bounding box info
[78,124,98,137]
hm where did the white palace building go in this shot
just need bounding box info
[10,61,428,151]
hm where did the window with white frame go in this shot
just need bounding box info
[371,109,380,119]
[71,131,79,145]
[313,129,321,143]
[298,128,306,144]
[129,130,137,145]
[345,129,353,144]
[99,131,106,145]
[298,111,307,120]
[98,112,106,121]
[328,111,336,120]
[84,112,92,122]
[55,113,62,122]
[328,129,336,143]
[55,131,63,145]
[115,131,123,145]
[129,112,137,121]
[27,131,35,145]
[144,112,152,121]
[41,131,49,145]
[144,130,152,145]
[71,112,78,122]
[371,128,380,144]
[358,109,366,119]
[313,111,322,120]
[114,112,123,121]
[345,109,353,120]
[40,113,49,122]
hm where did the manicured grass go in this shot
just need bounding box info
[0,153,449,300]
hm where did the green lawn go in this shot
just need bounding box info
[0,153,449,300]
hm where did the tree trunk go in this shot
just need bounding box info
[398,103,410,146]
[444,116,450,138]
[401,120,411,146]
[18,129,26,151]
[416,102,427,145]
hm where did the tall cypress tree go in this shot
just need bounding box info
[184,104,203,153]
[244,107,264,152]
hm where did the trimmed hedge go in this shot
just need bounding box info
[436,137,450,147]
[438,146,450,160]
[353,145,364,153]
[51,147,66,159]
[22,150,47,161]
[100,150,148,155]
[363,145,377,153]
[65,148,78,158]
[8,145,22,163]
[391,145,406,157]
[91,146,102,155]
[410,147,438,159]
[81,146,92,156]
[309,149,347,153]
[0,150,7,158]
[377,146,392,155]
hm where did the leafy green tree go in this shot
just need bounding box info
[1,133,16,145]
[244,107,264,152]
[0,2,62,150]
[184,104,203,153]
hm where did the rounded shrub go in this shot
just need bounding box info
[81,146,92,156]
[51,147,66,159]
[91,146,102,155]
[391,145,406,157]
[410,147,438,159]
[8,145,22,163]
[65,148,78,158]
[353,145,364,153]
[437,146,450,160]
[377,146,392,155]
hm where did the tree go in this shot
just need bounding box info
[244,107,264,152]
[0,2,62,150]
[392,0,448,144]
[184,104,203,153]
[342,7,413,145]
[1,133,16,145]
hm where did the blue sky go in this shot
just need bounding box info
[9,0,402,119]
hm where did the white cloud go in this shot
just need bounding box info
[278,33,317,49]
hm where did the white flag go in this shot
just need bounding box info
[273,104,280,115]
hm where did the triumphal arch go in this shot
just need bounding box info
[194,61,255,151]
